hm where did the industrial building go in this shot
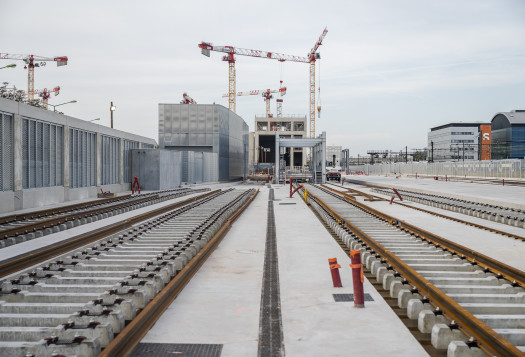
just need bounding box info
[158,103,249,181]
[0,97,156,213]
[427,122,491,162]
[326,145,342,166]
[249,115,307,169]
[491,110,525,159]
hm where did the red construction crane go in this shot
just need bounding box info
[222,86,286,118]
[0,53,68,102]
[180,92,197,104]
[33,86,60,109]
[198,27,327,138]
[276,80,285,118]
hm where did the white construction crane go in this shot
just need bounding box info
[198,27,327,137]
[0,53,68,102]
[33,86,60,109]
[222,86,286,118]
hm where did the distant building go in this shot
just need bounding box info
[249,115,307,168]
[491,110,525,159]
[427,123,491,161]
[326,146,342,166]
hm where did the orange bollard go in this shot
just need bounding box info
[328,258,342,287]
[350,250,365,308]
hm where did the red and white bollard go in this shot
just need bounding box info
[328,258,342,287]
[350,250,365,308]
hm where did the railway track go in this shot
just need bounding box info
[323,183,525,242]
[0,188,205,248]
[301,184,525,356]
[368,186,525,229]
[0,188,257,357]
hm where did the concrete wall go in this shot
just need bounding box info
[0,97,157,213]
[131,149,182,190]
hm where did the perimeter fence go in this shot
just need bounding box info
[349,159,525,179]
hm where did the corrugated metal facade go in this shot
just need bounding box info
[0,112,13,191]
[159,104,248,181]
[101,135,120,185]
[69,128,96,188]
[23,117,64,189]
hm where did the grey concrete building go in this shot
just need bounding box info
[326,145,342,167]
[249,115,307,168]
[158,104,248,181]
[0,98,156,213]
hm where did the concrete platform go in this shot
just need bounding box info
[139,185,429,356]
[340,175,525,272]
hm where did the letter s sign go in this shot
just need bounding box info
[483,133,490,141]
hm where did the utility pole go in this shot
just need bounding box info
[431,141,434,162]
[110,102,116,128]
[405,146,408,164]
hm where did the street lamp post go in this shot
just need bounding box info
[110,102,116,128]
[0,64,16,70]
[48,100,77,113]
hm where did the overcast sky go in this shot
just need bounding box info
[1,0,524,156]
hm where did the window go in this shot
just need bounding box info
[294,122,305,131]
[451,131,474,135]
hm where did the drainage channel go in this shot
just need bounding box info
[258,188,284,357]
[302,184,525,357]
[0,188,256,357]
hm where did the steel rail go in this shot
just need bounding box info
[324,183,525,242]
[0,190,220,279]
[302,187,525,357]
[100,189,259,357]
[0,195,156,240]
[321,184,525,285]
[0,194,132,225]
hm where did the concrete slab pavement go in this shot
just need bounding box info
[273,185,429,357]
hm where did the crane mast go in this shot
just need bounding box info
[0,53,68,102]
[308,27,328,138]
